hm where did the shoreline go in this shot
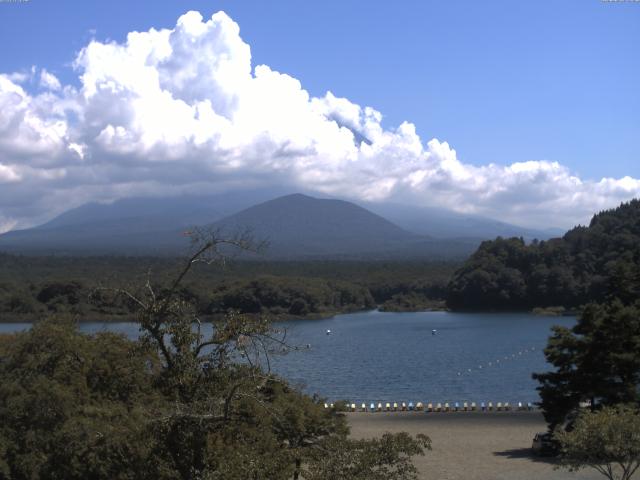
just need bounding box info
[0,305,577,324]
[0,306,438,324]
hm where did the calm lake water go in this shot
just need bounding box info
[0,311,574,405]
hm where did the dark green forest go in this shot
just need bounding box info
[447,200,640,311]
[0,255,454,322]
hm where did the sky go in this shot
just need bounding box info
[0,0,638,233]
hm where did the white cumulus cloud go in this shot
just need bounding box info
[39,69,61,91]
[0,10,638,233]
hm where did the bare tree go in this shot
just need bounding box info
[95,227,430,480]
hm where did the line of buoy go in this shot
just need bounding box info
[324,401,536,412]
[455,346,538,377]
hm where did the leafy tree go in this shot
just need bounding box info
[533,301,640,428]
[0,317,162,480]
[303,432,431,480]
[555,406,640,480]
[0,230,431,479]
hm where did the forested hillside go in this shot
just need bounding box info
[447,200,640,310]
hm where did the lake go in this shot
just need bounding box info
[0,310,573,405]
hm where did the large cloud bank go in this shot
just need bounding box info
[0,11,638,233]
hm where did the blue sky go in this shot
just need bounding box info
[0,0,638,231]
[2,0,638,179]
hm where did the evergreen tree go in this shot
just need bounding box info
[534,301,640,428]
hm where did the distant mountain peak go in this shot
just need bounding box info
[264,193,317,203]
[211,193,428,258]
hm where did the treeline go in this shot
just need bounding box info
[0,255,457,321]
[447,200,640,310]
[204,276,375,318]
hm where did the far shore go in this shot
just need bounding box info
[0,305,581,324]
[347,411,600,480]
[0,307,417,324]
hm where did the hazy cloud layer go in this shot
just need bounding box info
[0,11,638,233]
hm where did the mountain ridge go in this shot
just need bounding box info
[0,192,553,259]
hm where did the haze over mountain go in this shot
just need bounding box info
[365,202,562,240]
[0,192,557,258]
[0,190,282,255]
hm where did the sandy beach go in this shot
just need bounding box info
[347,411,602,480]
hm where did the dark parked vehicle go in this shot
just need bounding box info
[531,432,560,456]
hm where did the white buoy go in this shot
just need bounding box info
[432,329,437,335]
[326,329,332,335]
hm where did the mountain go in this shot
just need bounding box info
[0,189,284,255]
[212,193,427,258]
[2,191,557,259]
[0,192,480,259]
